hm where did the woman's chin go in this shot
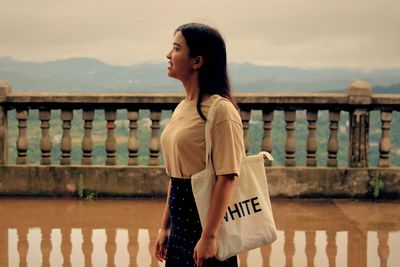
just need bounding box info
[167,70,176,78]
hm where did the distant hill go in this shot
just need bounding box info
[372,83,400,94]
[1,56,400,93]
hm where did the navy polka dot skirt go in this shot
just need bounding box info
[166,177,238,267]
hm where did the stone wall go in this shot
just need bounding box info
[1,165,399,198]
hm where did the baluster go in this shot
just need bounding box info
[284,110,296,166]
[0,80,11,165]
[16,109,29,164]
[148,228,159,267]
[305,231,316,267]
[348,229,367,267]
[82,228,93,267]
[60,228,72,267]
[262,109,274,166]
[17,228,29,267]
[127,110,139,166]
[106,228,117,267]
[327,110,340,167]
[378,231,389,267]
[40,227,52,267]
[326,231,337,267]
[81,109,94,165]
[0,228,8,267]
[239,250,248,267]
[306,110,318,167]
[379,109,393,167]
[60,109,73,165]
[284,231,295,267]
[260,244,272,267]
[105,109,117,165]
[128,229,138,267]
[39,109,52,165]
[240,109,251,154]
[148,110,161,166]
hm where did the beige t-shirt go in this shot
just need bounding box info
[160,94,245,179]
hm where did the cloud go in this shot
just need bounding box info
[1,0,399,68]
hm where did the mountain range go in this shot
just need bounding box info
[0,56,399,93]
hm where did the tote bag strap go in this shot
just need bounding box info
[204,95,226,170]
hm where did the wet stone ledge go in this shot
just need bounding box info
[0,166,399,198]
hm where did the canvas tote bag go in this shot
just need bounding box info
[191,96,277,261]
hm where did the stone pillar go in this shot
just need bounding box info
[240,109,251,154]
[327,110,340,167]
[305,231,316,267]
[127,228,138,267]
[260,244,272,267]
[105,109,117,165]
[348,228,367,267]
[39,109,52,165]
[40,227,52,267]
[60,228,72,267]
[238,250,248,267]
[347,81,371,167]
[377,231,389,267]
[148,110,161,166]
[148,228,159,267]
[284,110,296,167]
[105,228,116,267]
[326,231,337,267]
[17,228,29,267]
[284,230,295,267]
[0,81,11,165]
[0,228,8,267]
[379,109,393,167]
[16,109,29,164]
[306,110,318,167]
[127,110,139,166]
[60,109,73,165]
[81,109,95,165]
[262,109,274,166]
[82,228,93,267]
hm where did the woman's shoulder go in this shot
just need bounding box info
[210,94,241,125]
[170,99,187,118]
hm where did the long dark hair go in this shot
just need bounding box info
[175,23,237,121]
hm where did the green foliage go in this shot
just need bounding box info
[369,171,384,198]
[78,174,97,200]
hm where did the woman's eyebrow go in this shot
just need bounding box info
[173,42,182,47]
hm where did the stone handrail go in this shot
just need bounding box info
[0,80,399,197]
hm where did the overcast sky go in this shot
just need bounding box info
[1,0,399,68]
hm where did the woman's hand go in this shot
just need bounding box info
[193,235,217,267]
[155,228,169,262]
[155,179,171,262]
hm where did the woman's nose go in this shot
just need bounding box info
[166,50,171,59]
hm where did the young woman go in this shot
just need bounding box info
[155,23,245,267]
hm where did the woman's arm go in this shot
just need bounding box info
[193,174,236,267]
[155,179,171,262]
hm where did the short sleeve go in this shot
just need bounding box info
[210,100,245,176]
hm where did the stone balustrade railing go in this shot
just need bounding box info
[0,80,399,197]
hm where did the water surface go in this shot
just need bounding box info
[0,199,399,266]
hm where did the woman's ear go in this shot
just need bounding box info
[192,56,204,70]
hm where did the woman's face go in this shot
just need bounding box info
[166,31,196,81]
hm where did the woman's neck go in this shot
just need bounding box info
[182,75,200,101]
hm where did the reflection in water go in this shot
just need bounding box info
[1,199,400,267]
